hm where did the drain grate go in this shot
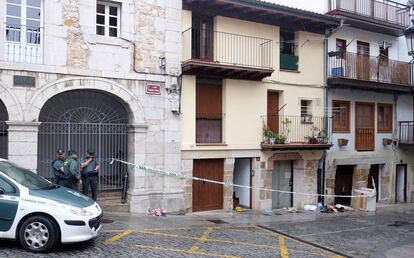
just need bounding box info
[207,219,228,224]
[387,221,410,227]
[101,219,115,224]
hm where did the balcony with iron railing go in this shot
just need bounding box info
[328,51,414,92]
[182,28,274,80]
[328,0,411,36]
[3,23,43,64]
[261,115,333,150]
[399,121,414,145]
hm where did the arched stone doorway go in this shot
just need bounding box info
[37,90,130,192]
[0,99,8,159]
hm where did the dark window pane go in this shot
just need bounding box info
[97,4,105,14]
[96,15,105,25]
[27,30,40,44]
[109,17,117,26]
[26,7,40,19]
[6,28,21,42]
[109,27,117,37]
[96,26,105,35]
[109,6,117,16]
[27,0,41,7]
[7,4,21,17]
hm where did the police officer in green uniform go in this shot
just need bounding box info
[52,149,72,188]
[81,150,100,201]
[67,150,81,191]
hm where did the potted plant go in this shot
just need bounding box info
[317,129,329,144]
[275,133,287,144]
[263,128,276,144]
[338,138,349,146]
[383,138,393,146]
[308,126,319,144]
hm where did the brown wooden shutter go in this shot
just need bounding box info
[267,91,279,133]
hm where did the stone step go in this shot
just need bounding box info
[98,200,130,213]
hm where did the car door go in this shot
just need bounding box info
[0,176,19,232]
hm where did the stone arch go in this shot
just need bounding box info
[0,81,23,121]
[28,77,145,124]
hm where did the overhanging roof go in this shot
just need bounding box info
[184,0,341,34]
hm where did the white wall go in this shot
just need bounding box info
[328,26,409,62]
[233,158,251,208]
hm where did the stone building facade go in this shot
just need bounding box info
[0,0,184,213]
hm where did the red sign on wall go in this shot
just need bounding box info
[146,84,161,95]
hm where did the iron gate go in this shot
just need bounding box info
[37,122,128,191]
[0,121,7,159]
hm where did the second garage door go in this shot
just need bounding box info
[193,159,224,212]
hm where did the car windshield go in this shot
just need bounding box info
[0,161,53,190]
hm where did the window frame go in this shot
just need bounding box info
[300,99,313,123]
[336,38,347,59]
[377,103,393,133]
[332,100,351,133]
[96,1,121,38]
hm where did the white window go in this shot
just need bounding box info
[96,2,120,37]
[301,99,312,122]
[5,0,42,63]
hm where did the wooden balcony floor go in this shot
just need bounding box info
[182,59,274,81]
[261,143,333,151]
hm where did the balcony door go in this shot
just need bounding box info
[355,102,375,151]
[267,91,279,133]
[356,41,370,81]
[192,16,213,61]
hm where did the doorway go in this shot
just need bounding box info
[356,41,370,80]
[272,160,293,209]
[335,165,354,205]
[193,159,224,212]
[355,102,375,151]
[368,164,380,202]
[396,164,407,203]
[233,159,252,208]
[267,91,279,133]
[192,16,214,61]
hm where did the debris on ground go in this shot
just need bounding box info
[148,208,167,217]
[235,206,246,213]
[288,207,297,213]
[304,204,318,212]
[261,208,273,216]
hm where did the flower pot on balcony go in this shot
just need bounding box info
[269,138,276,144]
[338,138,349,146]
[308,137,318,144]
[383,138,393,146]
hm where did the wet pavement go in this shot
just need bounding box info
[0,204,413,258]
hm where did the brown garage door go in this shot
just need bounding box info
[193,159,224,212]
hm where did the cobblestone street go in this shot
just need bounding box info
[0,204,413,258]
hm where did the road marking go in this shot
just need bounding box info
[102,229,127,233]
[105,229,134,243]
[189,226,215,253]
[138,230,277,249]
[135,244,239,258]
[279,235,289,258]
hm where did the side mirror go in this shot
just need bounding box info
[0,187,5,195]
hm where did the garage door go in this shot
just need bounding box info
[193,159,224,212]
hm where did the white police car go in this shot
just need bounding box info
[0,159,102,252]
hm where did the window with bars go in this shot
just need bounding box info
[332,100,350,133]
[301,99,312,123]
[378,103,393,133]
[96,2,120,37]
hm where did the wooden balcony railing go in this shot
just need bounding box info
[196,113,223,144]
[182,28,273,70]
[399,121,414,144]
[356,127,375,151]
[329,0,410,27]
[328,51,412,85]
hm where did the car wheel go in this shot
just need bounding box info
[19,216,58,253]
